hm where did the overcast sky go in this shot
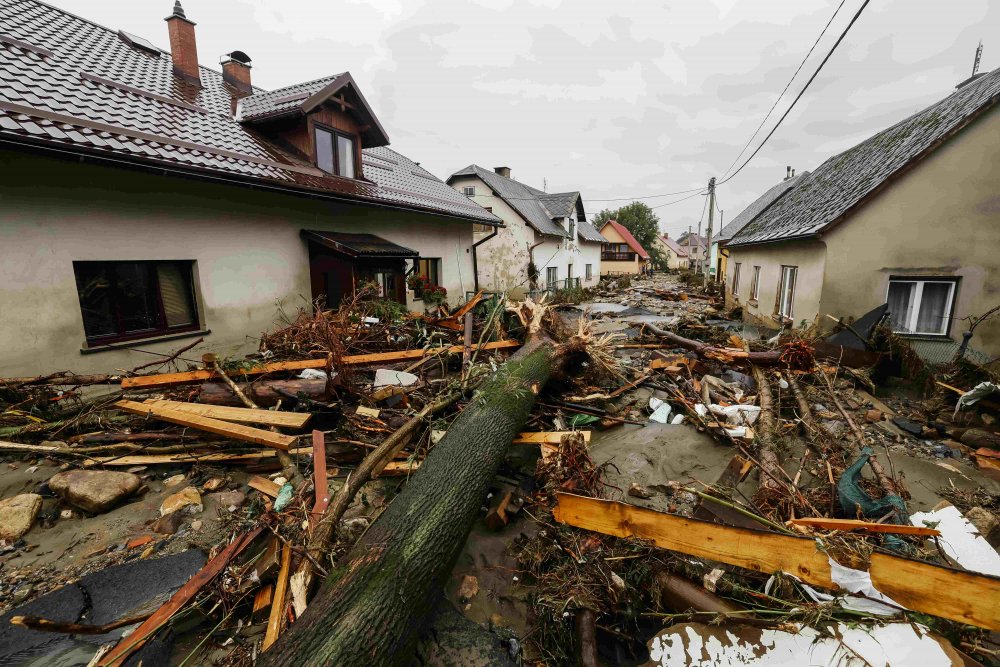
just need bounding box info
[51,0,997,237]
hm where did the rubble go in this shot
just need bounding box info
[1,274,998,666]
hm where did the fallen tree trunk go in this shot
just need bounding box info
[198,379,328,407]
[750,366,785,496]
[641,324,811,368]
[261,306,573,666]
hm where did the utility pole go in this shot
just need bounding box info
[703,177,716,289]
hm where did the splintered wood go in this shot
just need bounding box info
[142,399,311,428]
[115,400,296,450]
[552,493,1000,631]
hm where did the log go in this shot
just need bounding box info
[198,379,329,407]
[960,429,1000,451]
[261,316,566,665]
[641,323,803,367]
[750,366,784,496]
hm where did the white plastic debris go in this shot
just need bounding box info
[297,368,328,380]
[709,404,761,426]
[430,430,447,444]
[955,381,1000,415]
[363,316,380,325]
[694,404,708,417]
[649,397,672,424]
[670,414,685,425]
[778,378,789,389]
[911,504,1000,576]
[373,368,419,388]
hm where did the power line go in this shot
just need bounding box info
[720,0,847,180]
[719,0,871,186]
[650,190,707,210]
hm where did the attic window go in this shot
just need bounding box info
[118,30,160,56]
[315,126,356,178]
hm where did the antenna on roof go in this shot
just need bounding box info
[972,40,983,78]
[543,177,547,193]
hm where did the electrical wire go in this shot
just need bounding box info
[719,0,871,186]
[720,0,848,180]
[650,189,707,210]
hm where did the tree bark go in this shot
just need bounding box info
[750,366,784,496]
[641,324,793,366]
[198,379,327,406]
[260,336,561,666]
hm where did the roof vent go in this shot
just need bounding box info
[118,30,160,56]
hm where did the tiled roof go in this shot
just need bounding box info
[538,191,577,218]
[659,235,688,257]
[301,230,418,258]
[716,172,808,243]
[575,219,608,243]
[450,164,569,237]
[238,74,343,122]
[730,68,1000,246]
[0,0,499,224]
[601,220,650,259]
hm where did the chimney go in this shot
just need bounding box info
[165,1,200,85]
[221,51,253,94]
[494,166,511,179]
[785,165,792,180]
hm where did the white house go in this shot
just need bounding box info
[447,166,607,296]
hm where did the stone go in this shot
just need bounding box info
[0,494,42,541]
[202,477,226,492]
[865,409,883,423]
[150,511,184,535]
[48,470,141,514]
[892,417,924,437]
[627,482,653,499]
[190,519,203,532]
[160,487,203,516]
[819,420,846,438]
[217,490,245,509]
[457,574,479,603]
[163,474,187,488]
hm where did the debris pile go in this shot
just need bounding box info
[1,274,998,666]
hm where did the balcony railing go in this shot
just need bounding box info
[601,252,636,261]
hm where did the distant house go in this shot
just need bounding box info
[725,68,1000,362]
[676,232,707,270]
[447,166,607,295]
[653,234,689,271]
[0,1,499,378]
[711,169,808,283]
[599,220,650,275]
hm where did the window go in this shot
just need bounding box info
[750,266,761,300]
[568,218,576,238]
[546,266,558,288]
[412,258,441,299]
[887,278,957,336]
[73,260,198,344]
[732,262,742,296]
[473,207,493,233]
[777,266,797,319]
[462,186,476,196]
[314,126,356,178]
[585,264,593,280]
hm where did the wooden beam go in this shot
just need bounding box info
[115,400,296,450]
[310,430,329,529]
[120,340,521,389]
[378,460,420,476]
[95,527,262,666]
[249,475,282,498]
[142,399,311,429]
[553,493,1000,631]
[82,447,311,467]
[788,517,941,537]
[0,441,61,453]
[513,431,592,445]
[263,542,292,652]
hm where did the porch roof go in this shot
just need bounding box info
[302,230,419,258]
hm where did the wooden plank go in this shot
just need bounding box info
[248,475,282,498]
[120,340,521,389]
[378,460,421,476]
[310,430,328,529]
[788,517,941,537]
[553,493,1000,631]
[513,431,592,445]
[115,400,296,450]
[82,447,312,467]
[95,528,262,666]
[253,584,274,620]
[263,542,292,652]
[143,399,311,428]
[0,441,61,453]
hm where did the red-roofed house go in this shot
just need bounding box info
[598,220,650,275]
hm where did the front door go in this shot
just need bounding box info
[308,243,406,309]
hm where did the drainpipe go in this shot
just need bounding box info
[471,226,499,292]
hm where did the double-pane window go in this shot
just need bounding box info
[315,127,356,178]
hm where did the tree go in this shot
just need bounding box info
[594,202,668,270]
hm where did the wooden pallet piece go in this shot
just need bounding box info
[142,399,311,429]
[115,400,296,450]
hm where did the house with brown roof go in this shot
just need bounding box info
[724,67,1000,362]
[598,220,650,275]
[0,0,500,377]
[447,165,607,295]
[653,234,689,271]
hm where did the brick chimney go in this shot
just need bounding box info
[165,1,200,85]
[494,166,511,179]
[221,51,253,94]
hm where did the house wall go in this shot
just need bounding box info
[818,104,1000,356]
[0,151,476,377]
[599,224,642,274]
[724,239,828,330]
[450,175,601,294]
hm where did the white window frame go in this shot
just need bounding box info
[886,278,957,336]
[462,186,475,196]
[750,266,761,301]
[585,263,593,280]
[732,262,742,296]
[778,266,797,319]
[546,266,558,288]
